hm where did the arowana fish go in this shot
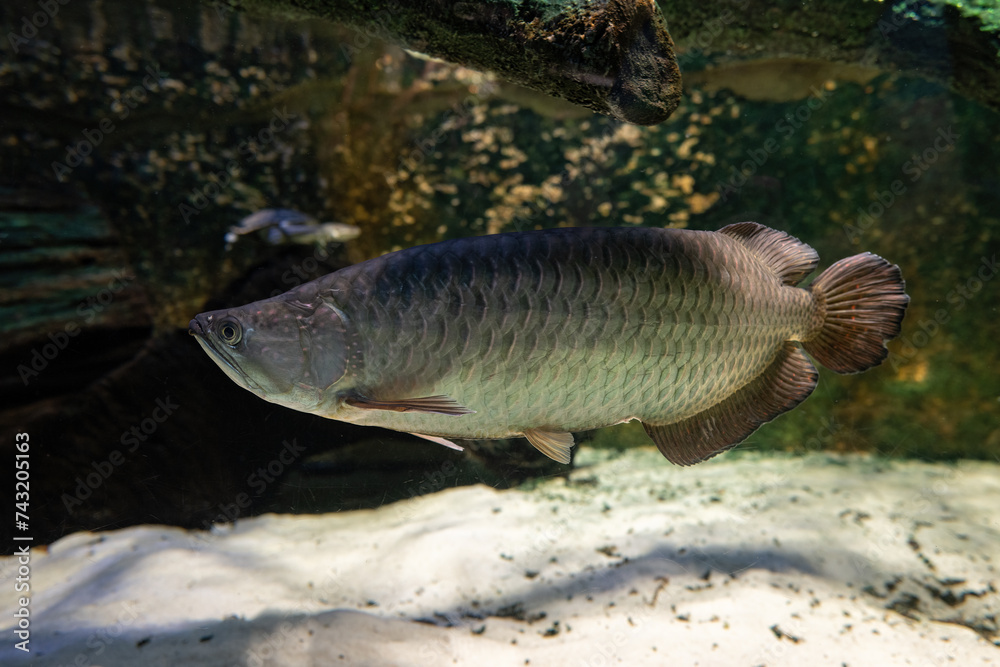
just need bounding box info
[189,223,908,466]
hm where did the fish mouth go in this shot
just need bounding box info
[188,317,264,393]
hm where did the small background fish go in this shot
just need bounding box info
[190,223,908,466]
[225,208,361,251]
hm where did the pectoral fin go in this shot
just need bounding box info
[523,428,575,464]
[345,395,475,416]
[410,432,464,452]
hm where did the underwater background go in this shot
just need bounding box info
[0,0,999,663]
[2,0,998,537]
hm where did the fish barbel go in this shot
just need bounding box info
[189,223,908,465]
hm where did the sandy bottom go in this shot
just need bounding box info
[3,449,999,666]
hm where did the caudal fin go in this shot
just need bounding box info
[802,252,909,374]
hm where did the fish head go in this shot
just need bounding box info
[188,296,350,412]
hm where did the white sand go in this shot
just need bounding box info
[2,449,998,666]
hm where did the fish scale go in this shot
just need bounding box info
[352,230,743,430]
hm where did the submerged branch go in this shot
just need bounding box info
[214,0,683,125]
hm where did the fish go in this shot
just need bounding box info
[189,223,908,466]
[224,208,361,251]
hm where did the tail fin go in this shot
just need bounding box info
[802,252,909,374]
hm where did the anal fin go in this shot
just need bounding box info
[643,342,818,466]
[522,428,575,464]
[410,432,464,452]
[345,394,475,416]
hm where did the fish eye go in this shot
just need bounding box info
[218,318,242,346]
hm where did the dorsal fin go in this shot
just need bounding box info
[719,222,819,286]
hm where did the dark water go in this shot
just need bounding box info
[0,0,997,549]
